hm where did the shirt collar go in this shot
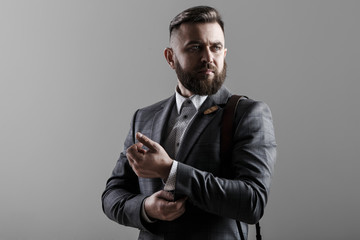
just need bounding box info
[175,88,208,114]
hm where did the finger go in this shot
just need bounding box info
[170,198,187,210]
[127,155,138,172]
[163,197,187,216]
[136,132,158,151]
[127,155,133,165]
[165,209,185,221]
[176,196,188,205]
[126,145,142,161]
[165,201,186,221]
[157,190,174,201]
[135,142,146,154]
[127,154,139,165]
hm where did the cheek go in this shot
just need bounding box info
[177,50,198,62]
[215,57,225,70]
[180,57,197,71]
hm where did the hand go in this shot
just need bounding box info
[127,132,173,179]
[144,190,187,221]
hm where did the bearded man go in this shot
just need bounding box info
[102,6,276,240]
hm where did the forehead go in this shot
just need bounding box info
[172,22,225,46]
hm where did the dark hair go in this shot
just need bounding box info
[169,6,224,38]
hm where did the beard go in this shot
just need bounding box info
[174,60,227,96]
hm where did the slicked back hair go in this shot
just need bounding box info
[169,6,224,39]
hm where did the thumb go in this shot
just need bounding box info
[136,132,158,151]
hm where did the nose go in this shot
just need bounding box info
[201,47,213,64]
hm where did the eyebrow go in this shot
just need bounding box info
[185,40,224,47]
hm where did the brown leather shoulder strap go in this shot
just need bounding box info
[220,95,243,163]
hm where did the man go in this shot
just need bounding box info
[102,6,276,240]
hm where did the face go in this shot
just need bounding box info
[166,22,227,96]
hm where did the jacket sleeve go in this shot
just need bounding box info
[101,110,149,230]
[174,100,277,224]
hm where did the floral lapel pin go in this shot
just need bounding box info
[203,105,219,115]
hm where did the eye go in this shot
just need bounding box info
[188,45,201,52]
[212,45,222,52]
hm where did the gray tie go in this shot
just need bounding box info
[165,100,197,159]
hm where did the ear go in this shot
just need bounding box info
[224,47,227,58]
[164,47,175,69]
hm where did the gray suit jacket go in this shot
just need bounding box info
[102,87,276,240]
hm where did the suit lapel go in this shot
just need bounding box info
[175,97,219,163]
[147,86,231,163]
[175,87,231,164]
[150,95,175,145]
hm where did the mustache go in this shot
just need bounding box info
[197,63,217,72]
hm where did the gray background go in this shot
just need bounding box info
[1,0,359,239]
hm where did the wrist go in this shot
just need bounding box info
[161,159,174,180]
[143,197,157,223]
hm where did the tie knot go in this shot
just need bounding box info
[181,99,195,113]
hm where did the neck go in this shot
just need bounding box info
[177,80,194,98]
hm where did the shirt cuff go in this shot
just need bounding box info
[141,198,157,223]
[164,160,178,191]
